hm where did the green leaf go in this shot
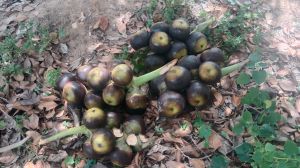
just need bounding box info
[241,111,253,125]
[265,143,275,152]
[232,123,244,135]
[64,156,75,165]
[236,72,251,85]
[252,70,267,84]
[249,49,261,63]
[235,142,253,162]
[211,155,228,168]
[199,124,212,139]
[0,120,5,129]
[258,124,275,139]
[284,140,298,156]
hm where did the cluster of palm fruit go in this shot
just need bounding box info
[56,63,148,166]
[130,18,224,118]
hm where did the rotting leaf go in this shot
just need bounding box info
[148,152,166,162]
[38,101,57,111]
[47,150,68,162]
[0,151,18,164]
[208,131,223,150]
[189,159,205,168]
[98,16,109,32]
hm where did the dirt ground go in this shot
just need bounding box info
[0,0,299,167]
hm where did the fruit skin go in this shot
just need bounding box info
[186,81,211,107]
[149,76,167,97]
[130,29,151,50]
[150,22,169,33]
[177,55,201,78]
[62,81,87,106]
[106,111,122,129]
[144,54,166,72]
[186,32,208,54]
[87,67,110,92]
[77,65,93,82]
[111,64,133,86]
[149,31,171,54]
[83,107,106,129]
[91,128,115,155]
[126,88,148,110]
[83,140,103,159]
[102,83,125,106]
[84,91,103,109]
[56,73,77,91]
[165,66,192,91]
[167,42,188,61]
[110,138,133,167]
[200,47,225,66]
[198,61,222,84]
[169,18,190,41]
[123,115,145,135]
[158,91,186,117]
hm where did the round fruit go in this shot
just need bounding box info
[91,128,115,155]
[77,65,93,81]
[83,140,102,159]
[129,29,151,50]
[165,66,192,91]
[200,47,225,66]
[149,31,171,54]
[83,107,106,129]
[102,83,125,106]
[144,54,166,72]
[84,91,103,109]
[149,76,167,97]
[169,18,190,41]
[111,64,133,86]
[106,112,122,129]
[186,32,208,54]
[158,91,186,117]
[177,55,201,78]
[167,42,188,60]
[123,116,145,135]
[87,67,110,92]
[62,81,86,106]
[126,88,148,110]
[56,73,77,91]
[186,81,211,107]
[150,22,169,33]
[198,61,221,84]
[110,139,133,167]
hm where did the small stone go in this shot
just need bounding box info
[59,43,68,54]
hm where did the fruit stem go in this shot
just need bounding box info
[132,59,178,87]
[191,18,215,33]
[39,125,91,145]
[221,59,249,76]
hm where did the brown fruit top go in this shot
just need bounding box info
[166,66,185,81]
[111,64,133,86]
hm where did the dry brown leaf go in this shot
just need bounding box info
[26,131,41,145]
[38,101,58,111]
[190,159,205,168]
[281,100,300,118]
[28,114,39,129]
[0,151,18,164]
[24,162,35,168]
[220,76,233,90]
[105,47,122,54]
[277,68,290,77]
[149,152,166,162]
[162,132,184,144]
[181,144,200,157]
[45,110,56,119]
[296,98,300,112]
[126,134,138,146]
[165,161,186,168]
[98,16,109,31]
[213,91,224,106]
[35,160,51,168]
[232,95,241,107]
[116,12,132,34]
[87,42,103,53]
[41,95,60,102]
[208,131,223,150]
[47,150,68,162]
[279,79,297,92]
[113,128,123,137]
[9,101,33,111]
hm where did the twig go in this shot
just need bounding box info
[0,96,9,104]
[67,104,80,127]
[0,136,31,153]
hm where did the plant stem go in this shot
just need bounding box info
[132,59,178,87]
[0,136,31,153]
[222,59,249,76]
[191,18,215,33]
[39,125,91,145]
[273,157,299,161]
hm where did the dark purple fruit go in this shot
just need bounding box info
[102,83,125,106]
[167,42,188,60]
[87,67,110,92]
[130,29,151,50]
[150,22,169,33]
[158,91,186,117]
[111,64,133,86]
[56,73,77,91]
[62,81,86,106]
[123,115,145,135]
[106,112,122,129]
[149,31,171,54]
[84,91,103,109]
[149,76,167,97]
[198,61,221,84]
[91,128,115,155]
[200,47,225,66]
[177,55,201,78]
[186,32,208,54]
[83,140,103,159]
[77,65,93,81]
[83,107,106,129]
[186,81,211,107]
[144,54,166,72]
[165,66,192,91]
[169,18,190,41]
[110,138,133,167]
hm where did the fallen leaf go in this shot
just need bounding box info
[35,160,51,168]
[47,150,68,162]
[281,100,300,118]
[232,95,241,107]
[213,91,224,107]
[116,12,132,34]
[296,98,300,113]
[26,131,41,145]
[277,68,290,77]
[41,95,60,102]
[165,161,186,168]
[279,79,297,92]
[148,152,166,162]
[96,16,109,32]
[28,114,39,129]
[87,42,103,53]
[162,132,184,144]
[24,162,35,168]
[208,131,223,150]
[0,151,18,164]
[38,101,58,111]
[181,144,200,157]
[126,134,138,146]
[190,159,205,168]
